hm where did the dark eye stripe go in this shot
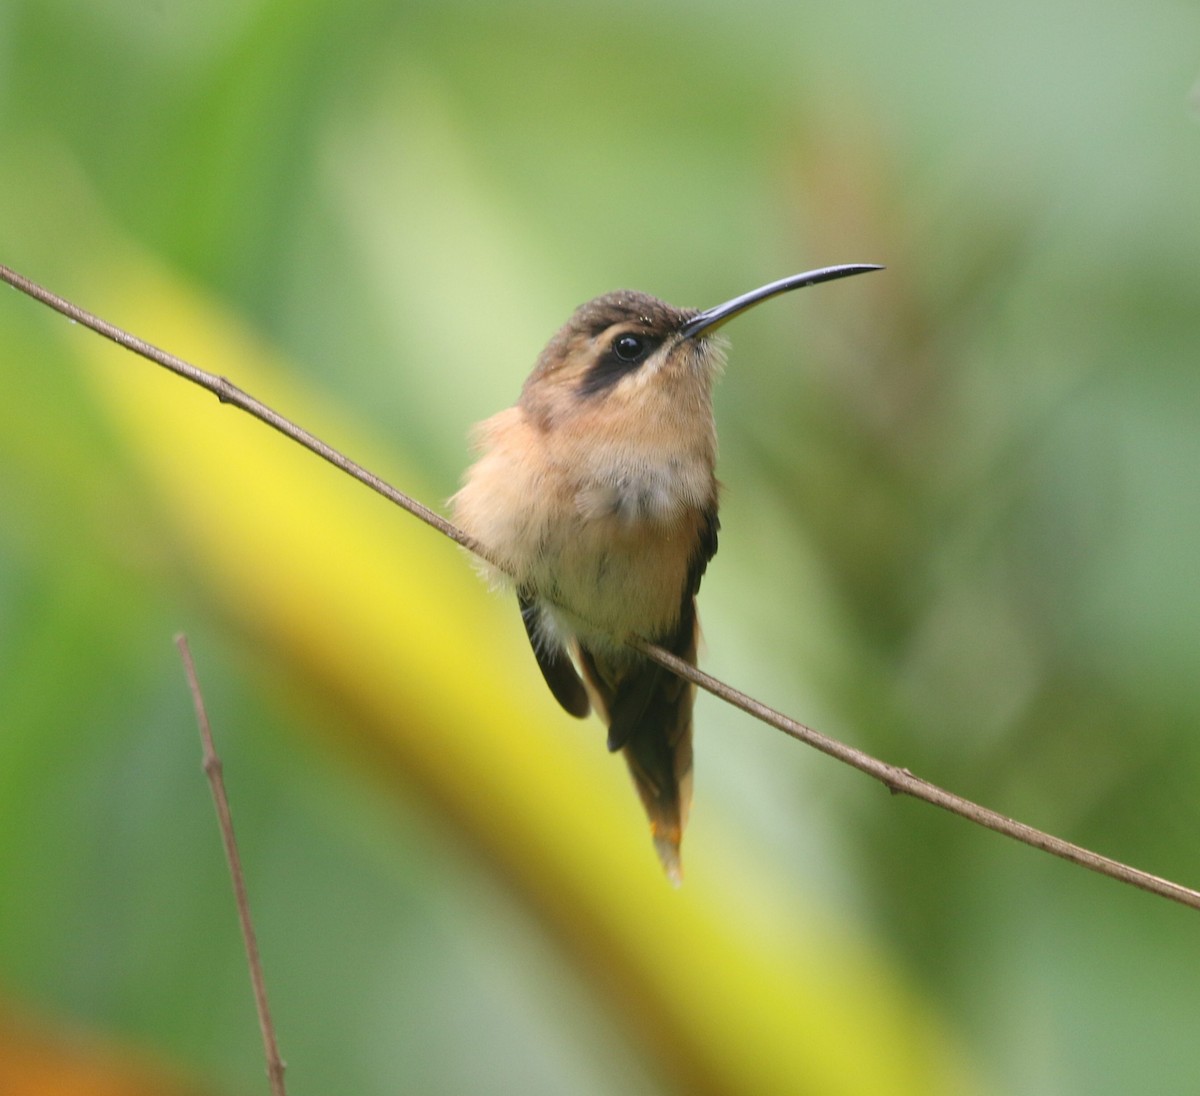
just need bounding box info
[578,332,660,397]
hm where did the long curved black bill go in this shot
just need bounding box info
[680,263,883,339]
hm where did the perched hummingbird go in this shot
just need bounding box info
[452,264,880,881]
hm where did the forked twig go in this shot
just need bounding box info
[5,262,1198,912]
[175,634,288,1096]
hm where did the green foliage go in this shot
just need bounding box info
[2,1,1199,1093]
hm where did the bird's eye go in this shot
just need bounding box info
[578,328,659,396]
[612,333,645,362]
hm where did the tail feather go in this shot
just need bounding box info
[621,685,694,885]
[576,603,698,881]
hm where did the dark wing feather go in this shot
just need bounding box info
[518,592,590,718]
[575,646,659,753]
[688,504,720,596]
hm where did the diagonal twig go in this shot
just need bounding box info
[633,640,1199,907]
[5,261,1198,913]
[176,634,288,1096]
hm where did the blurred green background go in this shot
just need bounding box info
[2,0,1199,1093]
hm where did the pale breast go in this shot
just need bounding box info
[531,449,713,650]
[453,407,715,651]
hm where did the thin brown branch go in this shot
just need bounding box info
[631,640,1200,908]
[0,263,475,555]
[175,634,288,1096]
[6,261,1199,913]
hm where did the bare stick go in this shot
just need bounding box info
[175,634,288,1096]
[631,640,1200,908]
[6,262,1198,913]
[0,263,476,555]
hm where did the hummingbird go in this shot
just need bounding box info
[451,264,880,881]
